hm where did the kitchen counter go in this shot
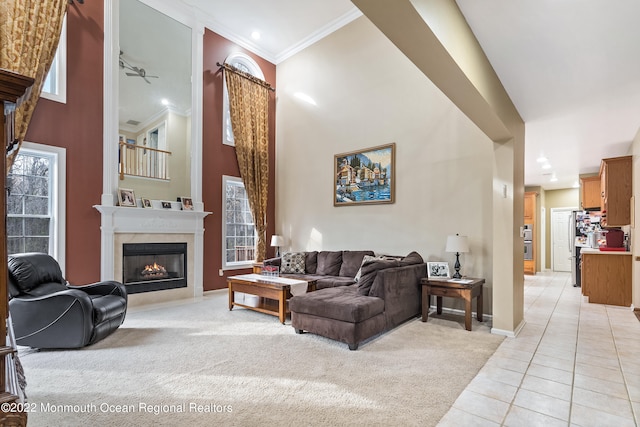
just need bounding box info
[580,247,631,255]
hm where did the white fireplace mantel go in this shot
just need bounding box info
[94,205,211,298]
[95,205,210,234]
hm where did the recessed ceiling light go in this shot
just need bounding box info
[572,181,580,188]
[542,163,551,169]
[550,175,558,182]
[536,156,548,163]
[161,98,169,106]
[251,31,261,40]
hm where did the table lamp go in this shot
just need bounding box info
[446,234,469,279]
[270,235,285,257]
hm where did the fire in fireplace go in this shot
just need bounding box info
[122,243,187,294]
[142,262,168,279]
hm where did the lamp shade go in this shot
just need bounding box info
[270,235,285,247]
[445,234,469,253]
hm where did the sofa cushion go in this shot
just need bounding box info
[305,251,318,274]
[357,259,400,296]
[316,276,357,290]
[316,251,342,276]
[339,250,375,278]
[290,287,384,323]
[281,252,306,274]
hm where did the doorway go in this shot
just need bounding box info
[551,208,574,272]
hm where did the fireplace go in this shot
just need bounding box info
[122,243,187,294]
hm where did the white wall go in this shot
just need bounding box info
[276,17,495,311]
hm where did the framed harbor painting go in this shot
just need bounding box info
[334,143,395,206]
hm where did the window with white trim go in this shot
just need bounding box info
[222,175,256,269]
[7,144,66,271]
[41,15,67,104]
[222,53,264,146]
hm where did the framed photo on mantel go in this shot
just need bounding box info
[117,188,137,208]
[334,143,395,206]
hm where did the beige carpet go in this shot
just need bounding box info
[19,290,503,426]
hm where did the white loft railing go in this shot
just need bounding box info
[119,141,171,181]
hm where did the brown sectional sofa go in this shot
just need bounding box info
[264,250,426,350]
[265,250,375,289]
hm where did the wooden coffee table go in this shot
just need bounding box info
[227,274,317,324]
[421,277,484,331]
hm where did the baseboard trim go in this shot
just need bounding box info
[491,318,526,338]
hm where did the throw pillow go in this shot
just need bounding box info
[354,255,385,282]
[280,252,306,274]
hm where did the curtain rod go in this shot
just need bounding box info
[217,62,275,92]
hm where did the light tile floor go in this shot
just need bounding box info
[438,271,640,427]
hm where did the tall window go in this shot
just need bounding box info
[222,175,256,269]
[41,15,67,104]
[7,144,66,271]
[222,53,264,146]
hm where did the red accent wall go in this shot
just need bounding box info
[23,7,276,291]
[202,29,277,290]
[24,2,104,284]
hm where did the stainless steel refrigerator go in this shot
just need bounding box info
[571,210,601,287]
[570,211,581,287]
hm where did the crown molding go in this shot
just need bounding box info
[179,1,361,65]
[275,8,362,64]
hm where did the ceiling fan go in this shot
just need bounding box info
[119,51,159,84]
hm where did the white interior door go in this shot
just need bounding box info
[552,209,572,272]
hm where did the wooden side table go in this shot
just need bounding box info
[421,277,484,331]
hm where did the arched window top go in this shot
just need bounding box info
[224,52,264,80]
[222,52,265,146]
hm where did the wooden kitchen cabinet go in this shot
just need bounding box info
[580,176,601,209]
[524,257,534,275]
[524,191,535,222]
[600,155,632,226]
[581,252,631,306]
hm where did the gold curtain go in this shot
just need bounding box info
[0,0,68,172]
[224,66,270,262]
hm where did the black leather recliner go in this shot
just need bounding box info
[8,252,128,349]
